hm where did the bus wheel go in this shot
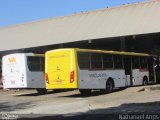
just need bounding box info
[143,77,148,86]
[79,89,91,96]
[36,88,47,95]
[106,79,114,93]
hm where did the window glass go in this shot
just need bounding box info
[140,57,148,68]
[103,54,113,69]
[77,52,90,69]
[40,57,45,71]
[27,56,44,71]
[113,55,123,69]
[91,53,102,69]
[132,56,140,69]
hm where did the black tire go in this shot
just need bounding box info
[36,88,47,95]
[143,77,148,86]
[79,89,91,96]
[106,80,114,93]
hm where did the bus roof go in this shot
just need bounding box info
[33,53,45,57]
[46,48,151,57]
[76,48,151,56]
[3,53,44,57]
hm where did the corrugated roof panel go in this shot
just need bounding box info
[0,0,160,51]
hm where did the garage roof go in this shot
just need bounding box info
[0,0,160,51]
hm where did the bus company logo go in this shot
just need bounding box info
[89,73,107,78]
[8,57,16,63]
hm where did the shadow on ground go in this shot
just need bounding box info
[14,88,124,97]
[60,88,126,98]
[0,102,35,112]
[14,89,73,97]
[19,101,160,120]
[15,91,55,97]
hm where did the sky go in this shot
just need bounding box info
[0,0,147,27]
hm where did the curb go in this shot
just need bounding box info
[138,85,160,92]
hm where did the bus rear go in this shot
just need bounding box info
[45,49,78,89]
[2,54,27,89]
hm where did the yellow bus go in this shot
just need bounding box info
[45,48,156,95]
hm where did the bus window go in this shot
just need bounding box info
[113,55,123,69]
[140,57,148,68]
[132,56,140,69]
[77,52,90,70]
[27,56,44,71]
[103,54,113,69]
[91,53,102,70]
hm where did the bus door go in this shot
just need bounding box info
[123,56,133,86]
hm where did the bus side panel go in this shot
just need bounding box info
[45,49,78,89]
[2,54,28,88]
[28,71,45,88]
[26,55,45,88]
[78,70,106,89]
[78,69,126,89]
[132,69,149,86]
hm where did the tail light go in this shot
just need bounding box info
[70,71,74,83]
[45,73,49,84]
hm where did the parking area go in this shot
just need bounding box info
[0,85,160,119]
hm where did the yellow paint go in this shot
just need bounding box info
[76,48,151,56]
[45,49,78,89]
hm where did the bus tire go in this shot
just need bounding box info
[79,89,91,96]
[143,76,148,86]
[106,79,114,93]
[36,88,47,95]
